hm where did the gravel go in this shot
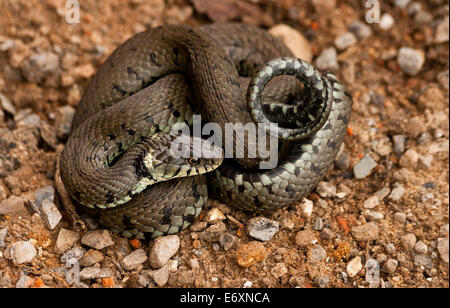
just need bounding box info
[55,228,80,253]
[316,181,336,198]
[315,47,339,71]
[149,235,180,268]
[348,20,372,40]
[81,230,114,250]
[34,186,55,208]
[308,245,327,263]
[39,199,62,230]
[80,249,104,267]
[397,47,425,76]
[295,229,317,247]
[392,135,406,155]
[363,196,380,209]
[0,196,27,215]
[149,265,170,286]
[203,208,226,223]
[401,233,417,251]
[334,32,357,50]
[347,256,362,277]
[379,13,395,30]
[79,267,112,280]
[435,16,449,43]
[382,259,399,273]
[353,154,377,179]
[414,241,428,255]
[313,218,323,231]
[351,223,379,241]
[9,240,37,264]
[399,149,419,168]
[389,183,405,201]
[246,216,280,242]
[218,233,236,251]
[15,275,34,288]
[437,238,449,263]
[0,227,7,248]
[121,248,148,270]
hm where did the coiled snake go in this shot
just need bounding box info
[60,23,352,239]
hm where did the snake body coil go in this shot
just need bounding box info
[60,23,352,239]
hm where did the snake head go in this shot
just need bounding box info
[146,133,223,181]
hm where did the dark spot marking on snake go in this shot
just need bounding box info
[238,185,245,193]
[294,167,302,176]
[144,115,154,124]
[172,110,181,117]
[167,102,174,110]
[103,144,109,151]
[192,182,200,198]
[184,214,196,223]
[73,191,81,201]
[253,197,263,208]
[149,52,162,67]
[226,76,240,87]
[312,145,319,154]
[113,84,127,96]
[117,142,123,152]
[92,140,99,147]
[107,134,116,140]
[327,139,337,149]
[129,46,137,52]
[173,47,179,55]
[162,206,172,216]
[161,214,171,226]
[106,191,114,204]
[127,66,145,82]
[310,163,321,175]
[86,156,91,162]
[133,155,151,179]
[285,184,296,197]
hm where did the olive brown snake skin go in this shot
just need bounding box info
[60,23,352,239]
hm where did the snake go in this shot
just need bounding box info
[60,23,352,239]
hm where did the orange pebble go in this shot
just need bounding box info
[347,126,353,136]
[310,21,319,30]
[102,277,114,287]
[336,216,350,234]
[236,241,267,268]
[33,277,44,288]
[129,238,141,249]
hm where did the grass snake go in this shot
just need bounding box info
[60,23,352,239]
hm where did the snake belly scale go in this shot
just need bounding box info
[60,23,352,239]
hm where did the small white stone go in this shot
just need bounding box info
[10,241,37,265]
[149,235,180,268]
[347,256,362,277]
[379,13,395,30]
[334,32,357,50]
[397,47,425,76]
[363,196,380,209]
[301,198,314,218]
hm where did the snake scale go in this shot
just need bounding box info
[60,23,352,239]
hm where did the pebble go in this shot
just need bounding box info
[0,93,15,115]
[268,24,313,62]
[313,218,323,231]
[166,260,179,273]
[382,259,399,273]
[435,16,449,43]
[81,230,114,250]
[316,181,336,198]
[35,186,55,208]
[121,248,148,270]
[0,195,27,215]
[348,20,372,40]
[315,47,339,71]
[61,246,85,263]
[55,106,75,138]
[0,185,6,202]
[393,212,407,223]
[189,221,208,232]
[308,245,327,263]
[55,228,80,253]
[379,13,395,30]
[401,233,417,251]
[413,253,432,268]
[397,47,425,76]
[394,0,410,9]
[21,52,60,84]
[353,154,377,179]
[347,256,362,277]
[10,241,37,264]
[301,198,314,218]
[374,187,390,200]
[235,241,267,268]
[199,222,226,242]
[218,233,236,251]
[203,208,226,223]
[320,228,336,240]
[80,267,111,280]
[399,149,419,168]
[295,229,317,247]
[365,259,380,284]
[271,263,288,279]
[350,223,379,241]
[0,227,7,248]
[363,210,384,221]
[440,224,449,237]
[437,238,449,263]
[335,150,351,170]
[246,216,279,241]
[363,196,380,209]
[316,276,329,288]
[392,135,406,155]
[389,183,405,201]
[437,70,449,91]
[15,275,34,288]
[418,154,433,170]
[393,168,413,182]
[39,199,62,230]
[80,249,104,267]
[334,32,357,50]
[149,265,170,286]
[149,235,180,268]
[414,241,428,254]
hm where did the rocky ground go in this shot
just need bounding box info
[0,0,448,288]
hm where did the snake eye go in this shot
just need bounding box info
[188,158,200,166]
